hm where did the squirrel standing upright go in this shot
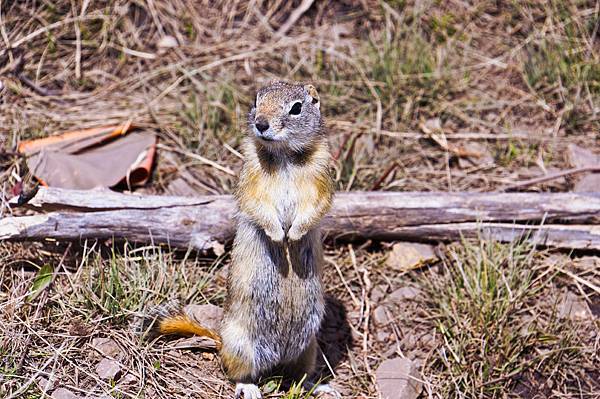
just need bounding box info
[146,81,335,399]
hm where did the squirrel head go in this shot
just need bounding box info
[248,81,323,152]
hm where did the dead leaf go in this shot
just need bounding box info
[168,336,218,351]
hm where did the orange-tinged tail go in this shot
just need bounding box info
[139,300,222,348]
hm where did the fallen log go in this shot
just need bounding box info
[1,187,599,251]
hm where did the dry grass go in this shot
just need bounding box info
[1,0,599,398]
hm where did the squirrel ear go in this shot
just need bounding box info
[304,84,320,107]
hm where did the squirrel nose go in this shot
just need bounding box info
[255,117,270,133]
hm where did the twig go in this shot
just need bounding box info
[495,166,600,192]
[333,133,351,161]
[371,162,398,190]
[329,120,536,141]
[276,0,315,36]
[325,256,360,308]
[158,143,236,176]
[351,244,375,384]
[554,266,600,296]
[18,74,62,96]
[71,0,82,80]
[223,143,244,160]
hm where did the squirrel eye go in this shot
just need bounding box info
[289,102,302,115]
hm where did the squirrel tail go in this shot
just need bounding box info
[138,300,221,347]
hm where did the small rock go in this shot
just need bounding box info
[184,303,223,331]
[37,376,53,392]
[376,357,423,399]
[567,144,600,192]
[91,338,121,358]
[95,358,121,380]
[373,305,391,327]
[389,287,421,303]
[568,144,599,169]
[559,291,592,320]
[377,331,391,342]
[118,373,137,386]
[211,241,225,256]
[574,256,600,271]
[418,333,436,350]
[68,319,92,336]
[421,118,442,133]
[370,285,388,303]
[400,334,417,349]
[457,142,495,168]
[157,35,178,49]
[573,171,600,192]
[387,243,438,271]
[52,388,80,399]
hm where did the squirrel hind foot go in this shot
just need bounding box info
[235,383,262,399]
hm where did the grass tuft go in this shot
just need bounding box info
[420,240,596,397]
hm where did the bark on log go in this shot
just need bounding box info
[1,187,600,251]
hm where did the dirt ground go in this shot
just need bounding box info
[0,1,599,398]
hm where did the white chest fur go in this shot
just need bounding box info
[273,169,299,228]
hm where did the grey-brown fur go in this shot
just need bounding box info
[222,216,324,378]
[219,81,334,397]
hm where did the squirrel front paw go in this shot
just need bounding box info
[287,224,306,241]
[264,224,285,242]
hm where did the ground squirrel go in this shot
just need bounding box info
[145,81,336,398]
